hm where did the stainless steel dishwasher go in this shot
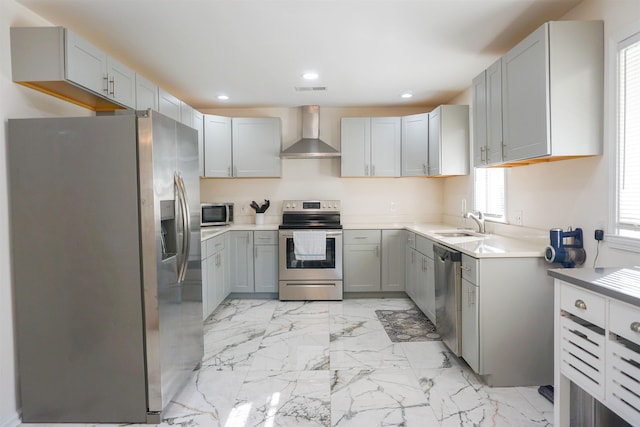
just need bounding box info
[433,244,462,356]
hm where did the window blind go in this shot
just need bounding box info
[617,33,640,233]
[474,168,505,219]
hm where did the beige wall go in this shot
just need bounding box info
[442,0,640,267]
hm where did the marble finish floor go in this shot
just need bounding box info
[21,298,553,427]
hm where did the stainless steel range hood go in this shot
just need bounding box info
[281,105,341,158]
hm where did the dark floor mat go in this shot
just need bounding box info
[375,309,441,342]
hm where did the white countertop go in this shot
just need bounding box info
[202,222,546,259]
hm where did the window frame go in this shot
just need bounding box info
[608,21,640,252]
[473,166,506,223]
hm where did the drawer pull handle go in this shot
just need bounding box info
[575,299,587,310]
[631,322,640,333]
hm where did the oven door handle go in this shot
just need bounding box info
[280,231,343,238]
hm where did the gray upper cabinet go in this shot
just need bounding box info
[203,115,232,177]
[203,116,281,178]
[192,110,204,176]
[501,21,603,163]
[473,59,503,167]
[232,118,282,177]
[341,117,401,177]
[158,88,182,122]
[428,105,469,176]
[10,26,135,110]
[401,113,429,176]
[135,74,158,111]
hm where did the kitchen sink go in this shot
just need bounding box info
[434,231,479,237]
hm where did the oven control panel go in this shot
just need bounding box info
[282,200,341,212]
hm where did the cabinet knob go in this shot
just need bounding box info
[631,322,640,333]
[574,299,587,310]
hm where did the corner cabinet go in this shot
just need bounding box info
[401,113,429,176]
[344,230,381,292]
[381,230,406,291]
[428,105,469,177]
[203,116,281,178]
[501,21,603,164]
[202,233,229,320]
[341,117,401,177]
[253,231,278,293]
[229,231,255,293]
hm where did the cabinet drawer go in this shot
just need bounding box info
[559,314,605,400]
[606,338,640,421]
[206,234,226,254]
[415,235,434,258]
[560,282,605,328]
[344,229,380,245]
[461,254,478,284]
[609,299,640,346]
[254,230,277,245]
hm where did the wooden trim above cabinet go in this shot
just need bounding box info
[18,81,127,111]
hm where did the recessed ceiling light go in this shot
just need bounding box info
[217,95,229,100]
[401,92,413,99]
[302,72,319,80]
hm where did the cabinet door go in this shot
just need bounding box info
[232,118,281,177]
[135,74,158,111]
[344,244,381,292]
[229,231,255,293]
[401,114,429,176]
[201,244,209,320]
[106,57,135,108]
[425,256,436,324]
[472,71,487,167]
[371,117,401,177]
[180,103,194,127]
[382,230,405,291]
[254,244,278,293]
[405,248,417,301]
[427,108,441,176]
[502,23,549,161]
[65,29,107,95]
[486,59,504,165]
[206,254,216,319]
[341,117,370,177]
[415,254,428,315]
[158,88,182,122]
[214,250,226,307]
[192,111,204,176]
[461,278,479,372]
[203,115,232,177]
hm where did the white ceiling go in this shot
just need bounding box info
[17,0,582,109]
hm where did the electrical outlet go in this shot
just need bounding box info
[512,210,523,226]
[390,201,397,212]
[241,205,247,214]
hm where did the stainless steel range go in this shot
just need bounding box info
[278,200,343,300]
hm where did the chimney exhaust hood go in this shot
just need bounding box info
[280,105,341,158]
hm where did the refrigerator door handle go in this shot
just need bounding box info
[175,173,191,283]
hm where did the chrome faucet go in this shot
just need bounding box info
[464,211,486,234]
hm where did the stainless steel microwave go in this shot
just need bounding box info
[201,203,234,226]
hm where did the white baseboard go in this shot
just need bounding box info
[0,411,20,427]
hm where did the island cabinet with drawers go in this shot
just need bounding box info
[550,268,640,427]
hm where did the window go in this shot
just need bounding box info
[474,167,505,221]
[612,30,640,248]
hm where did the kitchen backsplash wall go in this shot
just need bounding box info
[201,106,444,225]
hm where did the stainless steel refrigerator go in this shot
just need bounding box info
[7,110,203,423]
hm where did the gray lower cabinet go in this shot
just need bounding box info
[405,233,417,300]
[381,230,406,291]
[461,254,479,372]
[410,235,436,323]
[254,231,278,293]
[202,233,228,320]
[461,255,553,386]
[344,230,381,292]
[229,230,255,293]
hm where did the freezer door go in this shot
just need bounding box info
[8,115,148,422]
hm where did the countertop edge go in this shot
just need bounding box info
[549,268,640,307]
